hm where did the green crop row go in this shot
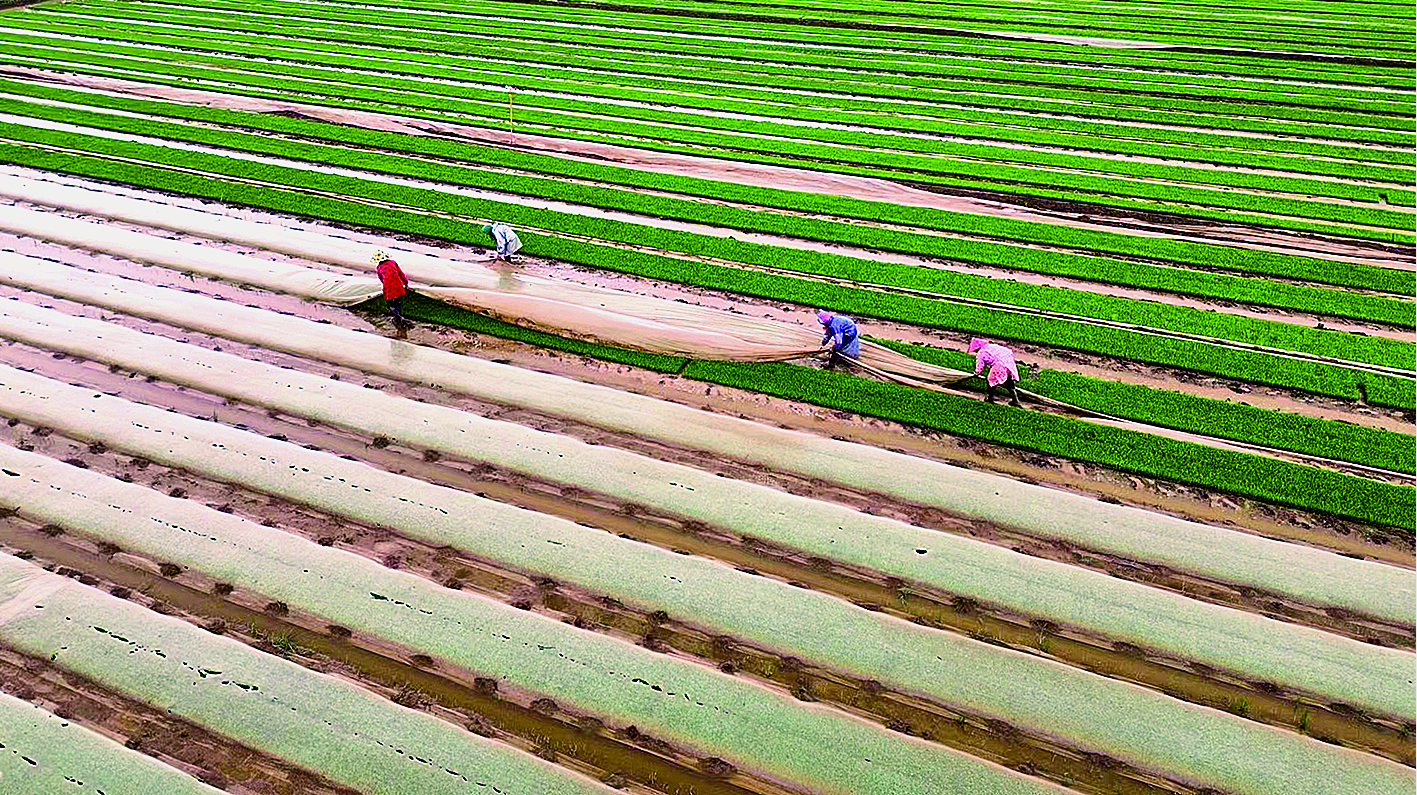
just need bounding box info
[2,41,1410,237]
[622,0,1411,46]
[2,44,1408,245]
[571,0,1417,49]
[1,135,1409,411]
[395,294,1415,530]
[31,7,1416,179]
[49,1,1417,114]
[7,76,1403,296]
[689,360,1416,530]
[869,338,1416,474]
[17,15,1411,147]
[421,0,1417,55]
[90,0,1414,90]
[523,0,1410,48]
[33,4,1413,125]
[683,0,1409,27]
[276,0,1414,57]
[12,25,1410,199]
[279,0,1417,77]
[5,92,1410,327]
[3,110,1410,371]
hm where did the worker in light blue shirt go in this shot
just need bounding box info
[482,222,523,262]
[816,309,860,366]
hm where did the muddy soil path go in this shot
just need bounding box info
[4,68,1410,269]
[3,405,1409,773]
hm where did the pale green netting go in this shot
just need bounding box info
[0,557,620,795]
[2,448,1411,795]
[0,689,227,794]
[0,254,1407,629]
[0,307,1410,728]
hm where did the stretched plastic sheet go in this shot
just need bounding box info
[0,186,966,380]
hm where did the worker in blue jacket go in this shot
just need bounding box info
[816,309,860,367]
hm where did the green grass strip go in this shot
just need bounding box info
[7,75,1402,295]
[3,29,1412,214]
[2,45,1408,245]
[394,293,1416,529]
[96,0,1414,82]
[869,339,1416,474]
[45,3,1417,121]
[2,112,1409,371]
[12,22,1412,184]
[2,137,1409,411]
[687,360,1415,529]
[86,0,1416,93]
[253,0,1417,57]
[28,6,1417,131]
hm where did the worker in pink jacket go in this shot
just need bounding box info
[967,337,1021,406]
[372,249,411,326]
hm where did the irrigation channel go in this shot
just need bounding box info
[0,0,1413,791]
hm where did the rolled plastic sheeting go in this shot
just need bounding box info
[0,186,962,376]
[0,307,1410,725]
[0,256,1405,630]
[1,436,1412,795]
[0,556,622,795]
[0,690,227,795]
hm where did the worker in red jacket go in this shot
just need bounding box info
[372,249,410,325]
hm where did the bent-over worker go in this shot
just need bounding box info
[482,222,523,262]
[372,249,411,326]
[817,309,860,366]
[967,337,1021,406]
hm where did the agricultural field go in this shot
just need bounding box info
[0,0,1412,792]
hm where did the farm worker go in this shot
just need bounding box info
[372,249,411,325]
[482,222,523,262]
[816,309,860,366]
[967,337,1021,406]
